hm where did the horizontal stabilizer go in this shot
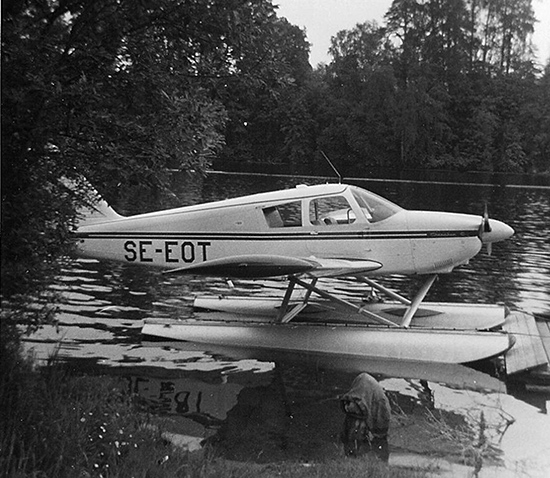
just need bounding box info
[163,255,318,278]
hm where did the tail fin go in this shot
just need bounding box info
[62,176,123,227]
[79,194,123,226]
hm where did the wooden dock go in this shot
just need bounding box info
[529,314,550,385]
[504,311,550,383]
[535,315,550,362]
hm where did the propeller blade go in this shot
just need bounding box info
[483,203,492,233]
[478,203,494,256]
[478,203,492,241]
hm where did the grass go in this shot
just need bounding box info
[0,330,198,478]
[228,459,431,477]
[0,320,432,478]
[2,353,164,476]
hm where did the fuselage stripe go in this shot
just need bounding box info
[74,230,479,241]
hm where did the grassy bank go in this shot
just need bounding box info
[0,345,181,477]
[0,339,430,477]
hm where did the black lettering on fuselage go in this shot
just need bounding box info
[165,241,179,263]
[123,240,211,264]
[181,241,195,263]
[139,240,153,262]
[124,241,137,261]
[197,242,210,261]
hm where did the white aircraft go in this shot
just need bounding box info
[74,181,513,328]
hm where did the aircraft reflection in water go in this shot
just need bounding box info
[126,362,506,464]
[73,180,515,363]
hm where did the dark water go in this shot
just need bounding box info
[25,172,550,474]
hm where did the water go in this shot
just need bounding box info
[24,172,550,475]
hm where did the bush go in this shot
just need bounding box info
[0,345,192,478]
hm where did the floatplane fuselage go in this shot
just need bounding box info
[75,183,512,276]
[73,182,514,330]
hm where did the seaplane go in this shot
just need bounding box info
[72,178,516,364]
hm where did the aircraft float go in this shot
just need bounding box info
[73,179,516,364]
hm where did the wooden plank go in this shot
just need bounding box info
[504,312,548,375]
[536,319,550,362]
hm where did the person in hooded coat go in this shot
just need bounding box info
[340,372,391,461]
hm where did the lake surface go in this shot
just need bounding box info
[25,172,550,476]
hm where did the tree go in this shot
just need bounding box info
[385,0,426,86]
[379,0,540,171]
[312,22,399,173]
[1,0,295,321]
[529,63,550,172]
[474,0,536,75]
[329,21,390,75]
[220,16,312,165]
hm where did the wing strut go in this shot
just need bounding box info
[400,274,438,327]
[357,275,438,326]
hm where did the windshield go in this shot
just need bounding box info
[351,187,402,223]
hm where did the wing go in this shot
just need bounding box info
[163,255,319,278]
[163,255,381,279]
[305,257,382,277]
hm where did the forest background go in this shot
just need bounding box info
[2,0,550,316]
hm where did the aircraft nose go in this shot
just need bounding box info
[481,219,514,243]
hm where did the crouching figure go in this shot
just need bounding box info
[340,373,391,462]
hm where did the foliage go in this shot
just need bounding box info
[0,346,168,477]
[426,406,515,477]
[304,0,546,174]
[1,0,297,324]
[215,0,548,177]
[219,15,312,165]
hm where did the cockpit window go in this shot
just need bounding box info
[263,201,302,228]
[351,188,402,223]
[309,195,356,226]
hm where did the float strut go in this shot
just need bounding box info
[356,277,411,305]
[277,278,317,323]
[292,277,400,327]
[277,279,297,322]
[400,274,438,327]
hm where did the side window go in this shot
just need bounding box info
[263,201,302,228]
[309,196,355,226]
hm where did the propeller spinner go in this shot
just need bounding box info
[477,205,514,255]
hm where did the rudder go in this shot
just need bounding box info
[63,176,123,227]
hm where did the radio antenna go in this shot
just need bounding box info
[321,151,342,183]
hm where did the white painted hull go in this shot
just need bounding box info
[193,296,506,330]
[142,339,506,392]
[142,319,514,364]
